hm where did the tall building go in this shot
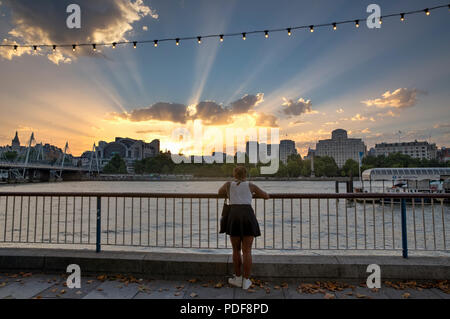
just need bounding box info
[279,140,297,164]
[315,129,366,168]
[374,141,437,160]
[245,141,273,163]
[245,140,296,164]
[437,147,450,162]
[96,137,160,172]
[11,131,20,151]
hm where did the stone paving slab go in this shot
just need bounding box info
[382,286,443,299]
[0,274,56,299]
[185,285,235,299]
[429,288,450,299]
[335,286,390,299]
[38,276,103,299]
[83,280,142,299]
[135,280,190,299]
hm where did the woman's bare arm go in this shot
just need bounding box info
[218,182,230,195]
[249,183,270,199]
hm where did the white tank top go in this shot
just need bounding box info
[229,181,252,205]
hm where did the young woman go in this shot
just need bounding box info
[218,166,269,290]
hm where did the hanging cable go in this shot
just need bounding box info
[1,3,448,51]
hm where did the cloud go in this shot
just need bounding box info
[289,119,311,126]
[230,93,264,114]
[118,102,188,123]
[434,123,450,129]
[351,114,375,122]
[192,101,230,125]
[362,88,425,109]
[0,0,157,64]
[253,112,278,127]
[135,129,165,134]
[109,94,269,125]
[377,110,397,117]
[281,97,313,117]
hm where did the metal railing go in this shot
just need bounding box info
[0,192,448,257]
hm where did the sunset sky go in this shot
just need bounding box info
[0,0,449,156]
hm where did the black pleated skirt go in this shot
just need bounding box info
[225,204,261,237]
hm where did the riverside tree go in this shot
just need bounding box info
[103,154,128,174]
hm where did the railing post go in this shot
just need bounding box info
[401,198,408,258]
[96,196,101,253]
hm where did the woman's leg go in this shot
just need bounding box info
[230,236,242,276]
[242,236,254,279]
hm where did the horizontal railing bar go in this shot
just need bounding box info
[0,192,448,199]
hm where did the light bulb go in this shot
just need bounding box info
[287,28,291,36]
[133,41,137,48]
[92,44,96,51]
[33,45,37,52]
[400,14,405,21]
[52,45,56,52]
[355,20,360,28]
[242,33,246,40]
[197,37,201,44]
[310,25,314,33]
[13,45,17,52]
[264,30,269,38]
[219,35,224,42]
[332,23,337,31]
[425,8,430,16]
[176,38,180,46]
[379,17,382,24]
[112,42,116,49]
[154,40,158,47]
[72,44,76,52]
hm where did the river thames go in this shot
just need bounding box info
[0,181,448,256]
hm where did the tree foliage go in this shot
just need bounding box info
[342,159,359,177]
[131,151,448,178]
[103,154,128,174]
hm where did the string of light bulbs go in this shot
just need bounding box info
[1,3,449,53]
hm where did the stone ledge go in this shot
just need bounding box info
[0,248,448,280]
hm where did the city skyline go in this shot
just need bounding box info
[0,0,449,156]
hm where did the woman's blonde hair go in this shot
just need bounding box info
[233,166,247,181]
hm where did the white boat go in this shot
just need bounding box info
[358,167,450,203]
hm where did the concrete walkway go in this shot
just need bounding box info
[0,248,449,281]
[0,272,449,299]
[1,248,449,299]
